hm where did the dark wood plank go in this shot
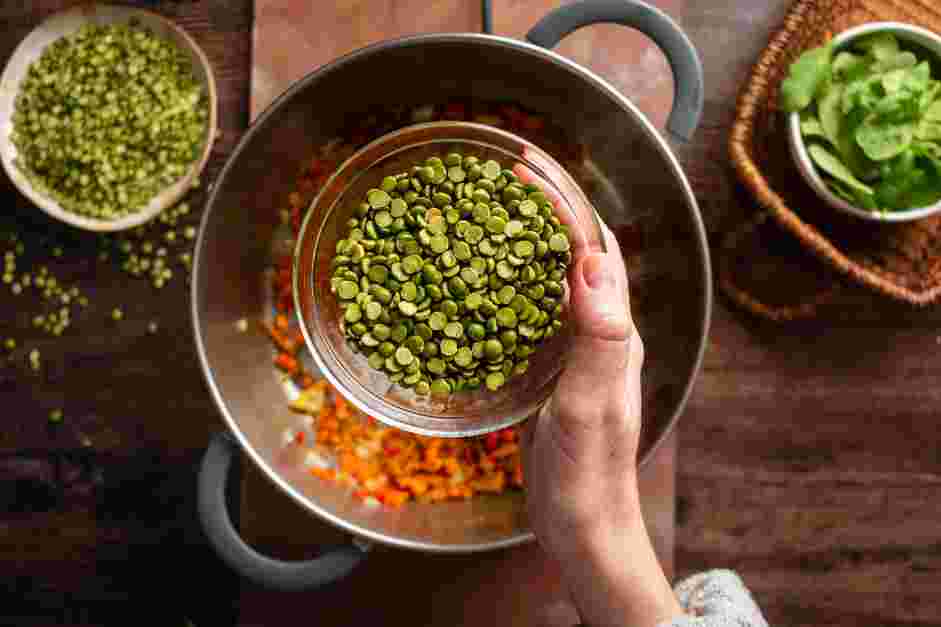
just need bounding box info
[678,2,941,625]
[0,1,253,625]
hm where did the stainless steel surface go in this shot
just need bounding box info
[193,33,710,552]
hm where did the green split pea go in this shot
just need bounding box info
[330,152,572,395]
[10,22,209,220]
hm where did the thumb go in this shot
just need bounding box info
[560,239,634,399]
[571,246,632,343]
[524,236,643,485]
[538,235,640,463]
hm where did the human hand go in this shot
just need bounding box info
[515,165,681,627]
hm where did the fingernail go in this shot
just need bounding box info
[581,253,616,290]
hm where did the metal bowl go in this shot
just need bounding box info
[192,0,710,592]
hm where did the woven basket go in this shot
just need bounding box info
[725,0,941,320]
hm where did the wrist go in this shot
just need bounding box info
[565,503,683,627]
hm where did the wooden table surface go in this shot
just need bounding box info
[2,2,941,627]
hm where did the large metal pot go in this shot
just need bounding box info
[193,0,710,591]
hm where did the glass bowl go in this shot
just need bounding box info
[293,121,606,437]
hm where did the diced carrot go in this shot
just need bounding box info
[425,487,448,502]
[447,485,473,499]
[485,432,499,452]
[274,352,299,374]
[472,471,506,493]
[443,458,461,476]
[520,115,545,131]
[310,467,335,480]
[491,443,519,459]
[335,394,351,419]
[381,489,410,507]
[401,476,429,496]
[261,322,299,355]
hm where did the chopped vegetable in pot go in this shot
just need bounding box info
[268,254,523,507]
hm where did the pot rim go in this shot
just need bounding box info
[192,32,712,553]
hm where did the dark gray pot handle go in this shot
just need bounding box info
[526,0,703,142]
[198,431,369,591]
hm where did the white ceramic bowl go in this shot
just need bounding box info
[0,4,217,232]
[787,22,941,223]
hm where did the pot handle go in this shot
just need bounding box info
[198,431,369,591]
[526,0,703,142]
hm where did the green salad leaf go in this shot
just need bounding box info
[841,74,883,114]
[915,140,941,171]
[780,44,832,113]
[819,85,876,178]
[799,112,827,139]
[881,62,930,96]
[818,82,845,141]
[782,31,941,211]
[920,81,941,110]
[871,51,918,73]
[855,119,915,161]
[918,99,941,140]
[832,51,867,82]
[853,32,900,60]
[828,178,862,204]
[808,143,874,195]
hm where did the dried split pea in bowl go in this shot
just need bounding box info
[330,151,572,397]
[0,4,217,232]
[294,121,605,437]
